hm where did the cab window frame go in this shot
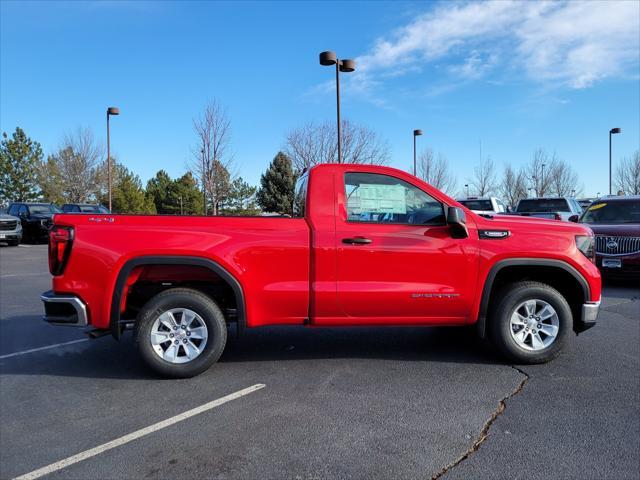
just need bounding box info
[344,172,446,227]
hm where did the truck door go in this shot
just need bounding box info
[333,171,477,324]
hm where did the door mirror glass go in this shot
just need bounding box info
[447,207,468,239]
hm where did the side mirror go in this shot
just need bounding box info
[447,206,468,239]
[568,215,579,223]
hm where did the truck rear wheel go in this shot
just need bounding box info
[489,281,572,364]
[135,288,227,378]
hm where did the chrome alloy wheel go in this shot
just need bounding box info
[150,308,208,364]
[509,299,559,351]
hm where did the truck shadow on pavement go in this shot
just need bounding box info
[0,322,503,380]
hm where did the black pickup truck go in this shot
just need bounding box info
[510,197,584,221]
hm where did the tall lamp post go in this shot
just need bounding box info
[413,129,423,176]
[609,128,621,195]
[541,163,546,197]
[201,148,206,214]
[319,51,355,164]
[106,107,120,212]
[464,184,470,197]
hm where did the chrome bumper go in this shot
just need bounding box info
[41,290,88,327]
[577,301,599,333]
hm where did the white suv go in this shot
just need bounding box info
[456,197,508,217]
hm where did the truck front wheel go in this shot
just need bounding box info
[489,281,573,364]
[135,288,227,378]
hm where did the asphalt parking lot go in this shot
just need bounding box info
[1,244,638,480]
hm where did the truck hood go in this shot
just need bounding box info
[475,213,592,235]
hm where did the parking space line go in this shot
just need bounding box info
[0,272,50,278]
[13,384,266,480]
[0,339,90,359]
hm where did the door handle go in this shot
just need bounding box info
[342,237,372,245]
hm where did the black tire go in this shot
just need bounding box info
[489,281,573,364]
[135,288,227,378]
[8,240,19,246]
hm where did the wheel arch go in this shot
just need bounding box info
[476,258,590,338]
[110,255,246,339]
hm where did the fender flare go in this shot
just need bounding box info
[110,255,246,339]
[476,258,590,338]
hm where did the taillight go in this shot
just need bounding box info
[48,226,74,275]
[575,235,595,264]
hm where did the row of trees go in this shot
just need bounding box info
[2,102,639,214]
[0,125,294,215]
[0,127,157,213]
[415,147,640,203]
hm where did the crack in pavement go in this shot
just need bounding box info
[430,366,530,480]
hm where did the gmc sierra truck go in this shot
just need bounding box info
[42,164,601,378]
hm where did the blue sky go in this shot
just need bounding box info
[1,0,639,197]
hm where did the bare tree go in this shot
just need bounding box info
[284,120,389,171]
[499,165,528,209]
[525,149,556,197]
[615,151,640,195]
[548,158,582,197]
[190,100,233,215]
[42,127,104,203]
[468,156,498,197]
[415,149,456,194]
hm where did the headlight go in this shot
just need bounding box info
[16,223,21,231]
[576,235,595,263]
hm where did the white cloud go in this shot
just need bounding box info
[353,0,639,95]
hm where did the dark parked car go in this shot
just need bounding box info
[512,197,583,221]
[62,203,110,214]
[578,196,640,276]
[7,202,61,243]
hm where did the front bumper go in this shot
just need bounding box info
[576,301,599,333]
[596,253,640,275]
[0,232,21,242]
[41,290,88,326]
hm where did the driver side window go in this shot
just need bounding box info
[345,172,445,225]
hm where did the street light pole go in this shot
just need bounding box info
[413,129,423,176]
[319,51,355,164]
[609,128,621,195]
[541,163,545,197]
[464,184,469,197]
[106,107,120,212]
[201,148,206,215]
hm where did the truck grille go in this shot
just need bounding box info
[595,235,640,256]
[0,220,17,231]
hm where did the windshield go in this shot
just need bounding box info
[29,204,61,215]
[517,199,569,213]
[580,200,640,224]
[79,205,109,213]
[459,200,493,211]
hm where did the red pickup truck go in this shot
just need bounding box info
[42,164,601,377]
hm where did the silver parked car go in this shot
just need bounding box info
[0,212,23,246]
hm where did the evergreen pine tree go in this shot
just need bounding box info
[0,127,43,203]
[146,170,173,213]
[256,152,295,214]
[100,163,156,214]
